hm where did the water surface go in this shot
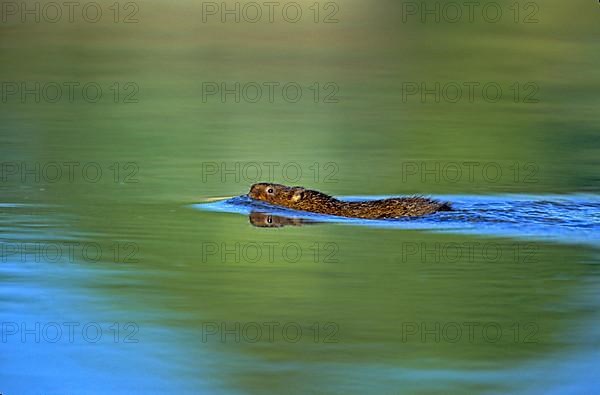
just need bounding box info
[1,0,599,393]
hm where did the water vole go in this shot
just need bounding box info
[248,183,451,219]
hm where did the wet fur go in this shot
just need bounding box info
[248,183,451,219]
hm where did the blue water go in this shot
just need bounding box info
[2,195,599,394]
[194,194,600,247]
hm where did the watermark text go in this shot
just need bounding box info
[201,1,339,23]
[201,321,339,343]
[400,161,539,184]
[1,242,139,264]
[1,321,139,343]
[0,162,139,184]
[1,81,139,103]
[201,161,339,184]
[1,1,139,23]
[401,321,539,343]
[201,82,339,103]
[201,242,339,263]
[401,2,539,24]
[401,82,539,104]
[399,242,538,264]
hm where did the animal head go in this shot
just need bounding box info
[248,183,306,207]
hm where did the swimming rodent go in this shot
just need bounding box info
[248,183,451,219]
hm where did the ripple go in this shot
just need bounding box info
[193,194,600,247]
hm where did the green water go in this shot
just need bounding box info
[1,1,600,393]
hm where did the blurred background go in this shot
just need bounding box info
[1,0,599,393]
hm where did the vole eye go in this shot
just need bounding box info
[267,216,272,224]
[267,188,274,194]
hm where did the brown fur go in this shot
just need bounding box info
[248,183,451,219]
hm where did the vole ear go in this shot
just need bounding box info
[291,189,304,202]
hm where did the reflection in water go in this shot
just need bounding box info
[249,212,317,228]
